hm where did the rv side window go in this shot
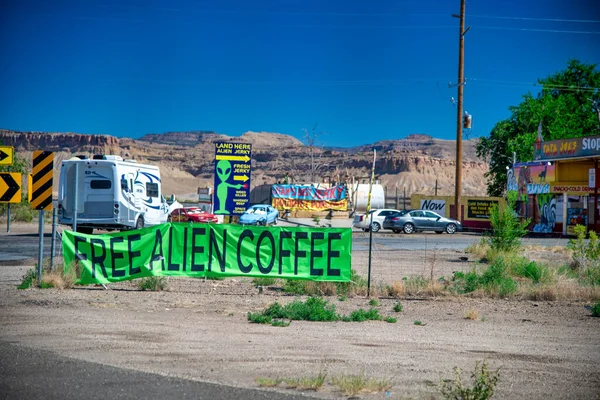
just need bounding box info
[146,182,159,198]
[90,180,112,189]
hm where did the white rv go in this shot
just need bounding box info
[58,155,180,233]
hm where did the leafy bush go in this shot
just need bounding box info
[249,297,340,324]
[451,270,480,294]
[138,276,167,291]
[368,299,379,307]
[452,260,517,297]
[511,260,549,284]
[18,269,37,289]
[393,302,403,312]
[568,225,600,269]
[283,279,307,294]
[590,302,600,317]
[284,297,339,321]
[247,312,273,324]
[384,316,397,323]
[486,196,530,252]
[581,267,600,286]
[343,308,382,322]
[439,360,500,400]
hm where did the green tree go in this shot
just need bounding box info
[477,60,600,196]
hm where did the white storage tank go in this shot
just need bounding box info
[351,183,384,212]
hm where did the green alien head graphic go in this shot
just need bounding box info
[217,159,232,182]
[215,159,242,214]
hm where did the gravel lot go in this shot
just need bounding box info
[1,223,599,399]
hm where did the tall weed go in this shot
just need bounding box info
[486,195,530,252]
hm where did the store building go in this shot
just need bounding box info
[507,134,600,235]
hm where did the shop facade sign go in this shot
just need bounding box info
[535,134,600,161]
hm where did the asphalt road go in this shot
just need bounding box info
[0,223,571,264]
[0,341,314,400]
[352,231,570,251]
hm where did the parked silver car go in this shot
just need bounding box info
[353,209,400,232]
[383,209,462,234]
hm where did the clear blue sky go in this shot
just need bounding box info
[1,0,598,147]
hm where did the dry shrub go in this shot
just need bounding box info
[553,277,600,301]
[318,282,338,296]
[519,285,558,301]
[349,285,367,297]
[41,268,76,290]
[464,308,480,320]
[388,277,447,298]
[465,239,490,260]
[388,280,405,298]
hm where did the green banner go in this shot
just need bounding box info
[62,223,352,285]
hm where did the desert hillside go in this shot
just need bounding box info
[0,129,489,200]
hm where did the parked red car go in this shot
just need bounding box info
[170,207,218,223]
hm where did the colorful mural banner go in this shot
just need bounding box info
[534,135,600,161]
[272,184,347,201]
[272,197,348,211]
[512,163,555,195]
[63,223,352,285]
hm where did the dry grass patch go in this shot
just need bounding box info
[465,239,489,260]
[464,308,480,320]
[256,377,283,387]
[283,373,327,391]
[330,373,391,396]
[387,280,405,298]
[553,277,600,301]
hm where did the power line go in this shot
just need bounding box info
[475,25,600,34]
[469,14,600,24]
[469,78,600,92]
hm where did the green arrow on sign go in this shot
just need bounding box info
[0,173,20,202]
[233,175,249,182]
[215,154,250,162]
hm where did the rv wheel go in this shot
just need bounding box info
[136,217,144,230]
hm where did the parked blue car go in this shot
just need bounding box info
[239,205,279,226]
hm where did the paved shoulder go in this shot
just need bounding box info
[0,341,314,400]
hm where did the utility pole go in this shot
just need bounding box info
[452,0,469,221]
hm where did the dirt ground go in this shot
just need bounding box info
[1,225,600,399]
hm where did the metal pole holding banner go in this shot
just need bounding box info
[366,149,376,298]
[38,210,44,287]
[51,208,57,270]
[73,162,78,232]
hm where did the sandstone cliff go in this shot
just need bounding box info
[0,129,489,199]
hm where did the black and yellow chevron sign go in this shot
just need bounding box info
[0,172,21,203]
[31,151,53,210]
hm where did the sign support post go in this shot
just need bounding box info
[31,150,54,285]
[6,166,10,233]
[38,210,44,286]
[51,208,57,270]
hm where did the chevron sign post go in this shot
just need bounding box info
[31,150,54,287]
